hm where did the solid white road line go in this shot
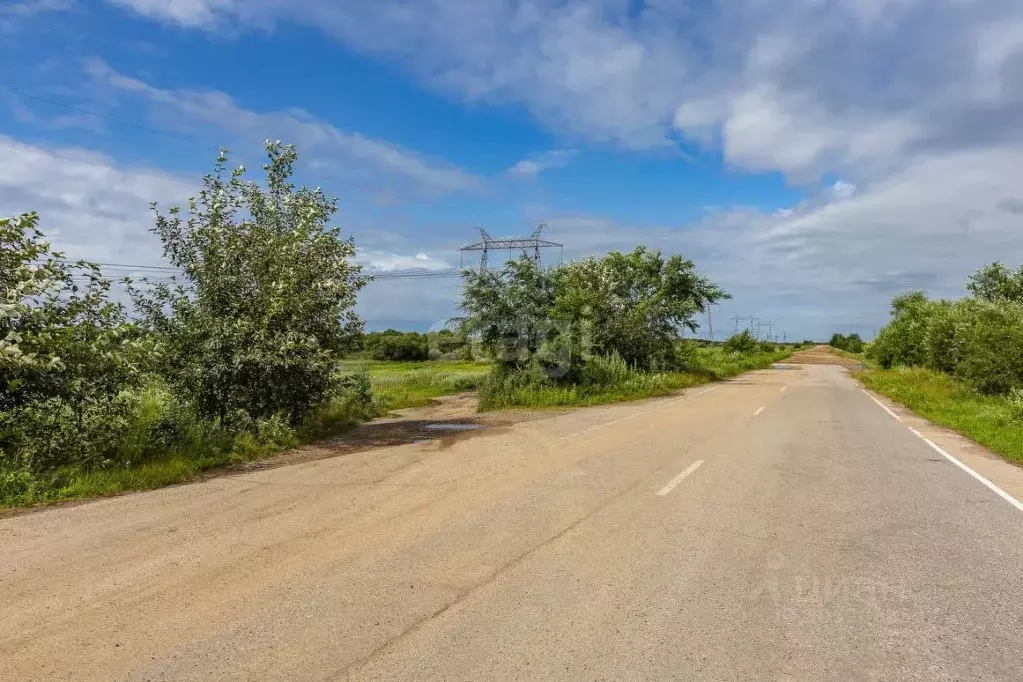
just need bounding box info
[657,460,705,496]
[863,390,902,422]
[753,406,765,417]
[902,413,1023,511]
[916,434,1023,513]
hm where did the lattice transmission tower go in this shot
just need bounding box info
[459,224,564,272]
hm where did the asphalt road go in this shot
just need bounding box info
[3,359,1023,681]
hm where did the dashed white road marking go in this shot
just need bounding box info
[753,406,765,417]
[657,460,705,496]
[863,390,902,422]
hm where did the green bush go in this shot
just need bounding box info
[460,248,728,373]
[956,301,1023,395]
[1,212,154,474]
[867,292,934,369]
[130,142,367,427]
[922,300,974,374]
[829,333,864,353]
[870,263,1023,396]
[370,332,429,361]
[723,330,759,355]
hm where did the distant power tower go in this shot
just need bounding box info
[459,224,564,272]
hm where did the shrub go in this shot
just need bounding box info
[871,263,1023,396]
[829,333,864,353]
[371,332,429,361]
[1,212,154,474]
[459,248,729,373]
[956,301,1023,395]
[723,330,759,355]
[922,300,976,374]
[130,142,367,427]
[867,291,934,368]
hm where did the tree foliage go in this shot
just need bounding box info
[828,332,864,353]
[724,330,760,355]
[459,256,559,367]
[131,141,366,425]
[361,330,430,361]
[1,213,153,472]
[459,247,728,376]
[868,263,1023,395]
[555,247,729,370]
[966,262,1023,303]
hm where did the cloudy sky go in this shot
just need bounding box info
[2,0,1022,338]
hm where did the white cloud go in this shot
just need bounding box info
[546,143,1023,339]
[104,0,228,27]
[27,0,1023,334]
[82,59,485,198]
[99,0,1023,176]
[507,149,577,178]
[0,136,191,266]
[359,251,452,273]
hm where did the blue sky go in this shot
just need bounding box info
[2,0,1023,338]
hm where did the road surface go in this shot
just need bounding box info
[3,356,1023,680]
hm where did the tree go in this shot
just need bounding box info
[556,247,729,370]
[967,262,1023,303]
[131,142,366,426]
[458,247,728,375]
[1,213,152,471]
[458,256,558,367]
[868,291,934,368]
[829,333,864,353]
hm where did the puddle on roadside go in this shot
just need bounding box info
[424,423,484,432]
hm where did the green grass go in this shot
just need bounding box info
[349,360,492,412]
[857,366,1023,466]
[1,382,373,510]
[477,347,794,411]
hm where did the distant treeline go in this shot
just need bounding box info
[356,329,469,362]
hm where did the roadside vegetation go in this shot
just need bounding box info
[459,250,792,410]
[342,360,490,412]
[856,262,1023,465]
[354,329,470,362]
[829,332,865,354]
[1,143,376,506]
[1,140,800,508]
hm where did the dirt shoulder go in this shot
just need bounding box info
[784,344,863,368]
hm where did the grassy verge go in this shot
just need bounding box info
[346,360,492,412]
[478,347,794,411]
[828,347,867,363]
[2,360,493,509]
[857,367,1023,466]
[1,384,375,509]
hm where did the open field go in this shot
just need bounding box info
[341,360,492,412]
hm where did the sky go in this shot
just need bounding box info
[1,0,1022,340]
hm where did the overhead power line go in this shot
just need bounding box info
[58,261,463,283]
